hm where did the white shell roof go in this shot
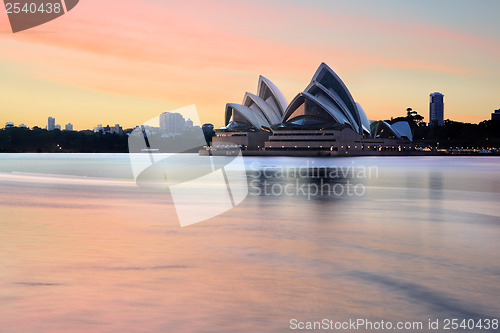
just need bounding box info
[283,92,352,127]
[258,76,289,116]
[243,92,282,125]
[225,103,270,129]
[311,63,362,133]
[391,121,413,141]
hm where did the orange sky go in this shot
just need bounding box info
[1,0,499,130]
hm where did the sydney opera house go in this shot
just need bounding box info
[211,63,413,156]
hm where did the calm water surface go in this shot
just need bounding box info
[0,154,498,332]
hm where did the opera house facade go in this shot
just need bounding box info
[211,63,414,156]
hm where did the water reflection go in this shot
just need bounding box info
[247,166,371,203]
[0,155,499,333]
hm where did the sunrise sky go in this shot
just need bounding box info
[1,0,499,130]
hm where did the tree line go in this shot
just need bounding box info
[0,126,217,153]
[0,127,129,153]
[388,108,500,148]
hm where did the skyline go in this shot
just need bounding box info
[1,0,499,130]
[5,100,499,133]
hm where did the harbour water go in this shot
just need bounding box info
[0,154,499,332]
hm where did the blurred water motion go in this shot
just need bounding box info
[0,154,499,332]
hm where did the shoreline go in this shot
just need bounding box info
[199,149,499,157]
[0,151,498,157]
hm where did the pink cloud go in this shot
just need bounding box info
[1,0,497,126]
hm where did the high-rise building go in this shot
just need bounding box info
[160,112,186,135]
[65,123,74,131]
[47,117,56,131]
[492,109,500,121]
[186,118,194,128]
[429,92,444,126]
[112,124,123,134]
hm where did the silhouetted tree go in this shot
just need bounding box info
[406,108,425,127]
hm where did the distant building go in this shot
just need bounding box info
[160,112,186,135]
[65,123,74,131]
[47,117,56,131]
[55,125,61,130]
[5,122,14,128]
[492,109,500,121]
[429,92,444,126]
[92,124,123,134]
[186,118,194,128]
[111,124,123,134]
[19,124,27,128]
